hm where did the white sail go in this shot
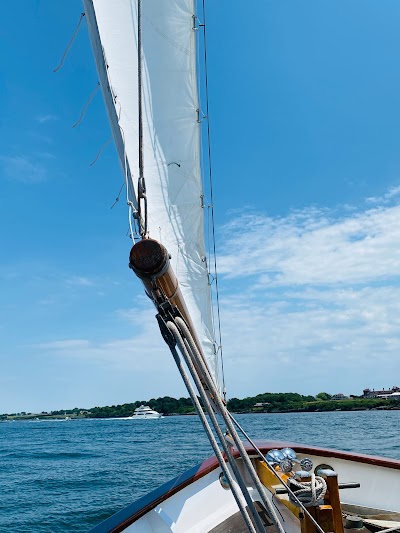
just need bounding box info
[83,0,219,386]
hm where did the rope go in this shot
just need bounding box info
[288,475,327,508]
[167,322,260,533]
[174,317,286,533]
[111,182,125,210]
[90,138,112,166]
[137,0,147,238]
[200,0,226,399]
[118,120,137,240]
[137,0,144,180]
[72,82,100,128]
[53,12,85,73]
[228,414,327,533]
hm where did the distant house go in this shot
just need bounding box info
[363,386,400,398]
[331,393,347,401]
[254,402,270,408]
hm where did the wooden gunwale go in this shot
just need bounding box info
[90,439,400,533]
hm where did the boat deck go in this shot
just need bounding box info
[209,502,400,533]
[208,502,278,533]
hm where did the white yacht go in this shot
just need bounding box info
[128,405,162,419]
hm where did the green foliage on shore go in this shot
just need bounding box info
[228,394,400,413]
[69,392,400,417]
[2,392,400,420]
[228,392,316,414]
[88,396,195,418]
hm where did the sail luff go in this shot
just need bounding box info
[83,0,219,387]
[83,0,138,211]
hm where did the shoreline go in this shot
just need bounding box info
[3,405,400,422]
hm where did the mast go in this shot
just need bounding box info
[83,2,286,531]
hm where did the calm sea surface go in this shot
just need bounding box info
[1,411,400,532]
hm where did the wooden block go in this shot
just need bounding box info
[325,476,345,533]
[316,505,334,533]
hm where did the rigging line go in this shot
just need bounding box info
[117,105,139,238]
[110,182,125,210]
[201,0,226,399]
[228,413,327,533]
[90,137,112,167]
[206,201,221,384]
[167,325,260,533]
[137,0,147,238]
[175,317,285,533]
[194,13,218,383]
[72,82,100,128]
[137,0,144,176]
[271,494,285,522]
[120,123,135,241]
[53,12,85,73]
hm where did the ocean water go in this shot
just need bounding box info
[1,411,400,532]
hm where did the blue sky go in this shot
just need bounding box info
[2,1,400,413]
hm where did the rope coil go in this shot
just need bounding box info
[289,474,327,507]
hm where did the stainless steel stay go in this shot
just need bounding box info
[166,324,260,533]
[129,237,285,533]
[162,315,286,533]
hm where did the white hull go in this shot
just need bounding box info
[90,441,400,533]
[124,406,163,420]
[126,414,162,420]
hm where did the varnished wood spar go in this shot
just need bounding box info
[129,238,211,380]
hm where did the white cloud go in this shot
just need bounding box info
[218,203,400,287]
[36,114,58,124]
[0,155,47,183]
[36,152,56,160]
[366,185,400,204]
[19,189,400,400]
[218,285,400,396]
[29,306,169,373]
[65,276,95,287]
[213,196,400,396]
[35,339,91,350]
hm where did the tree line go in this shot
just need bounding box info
[89,392,399,417]
[54,392,400,418]
[2,392,399,420]
[227,392,400,413]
